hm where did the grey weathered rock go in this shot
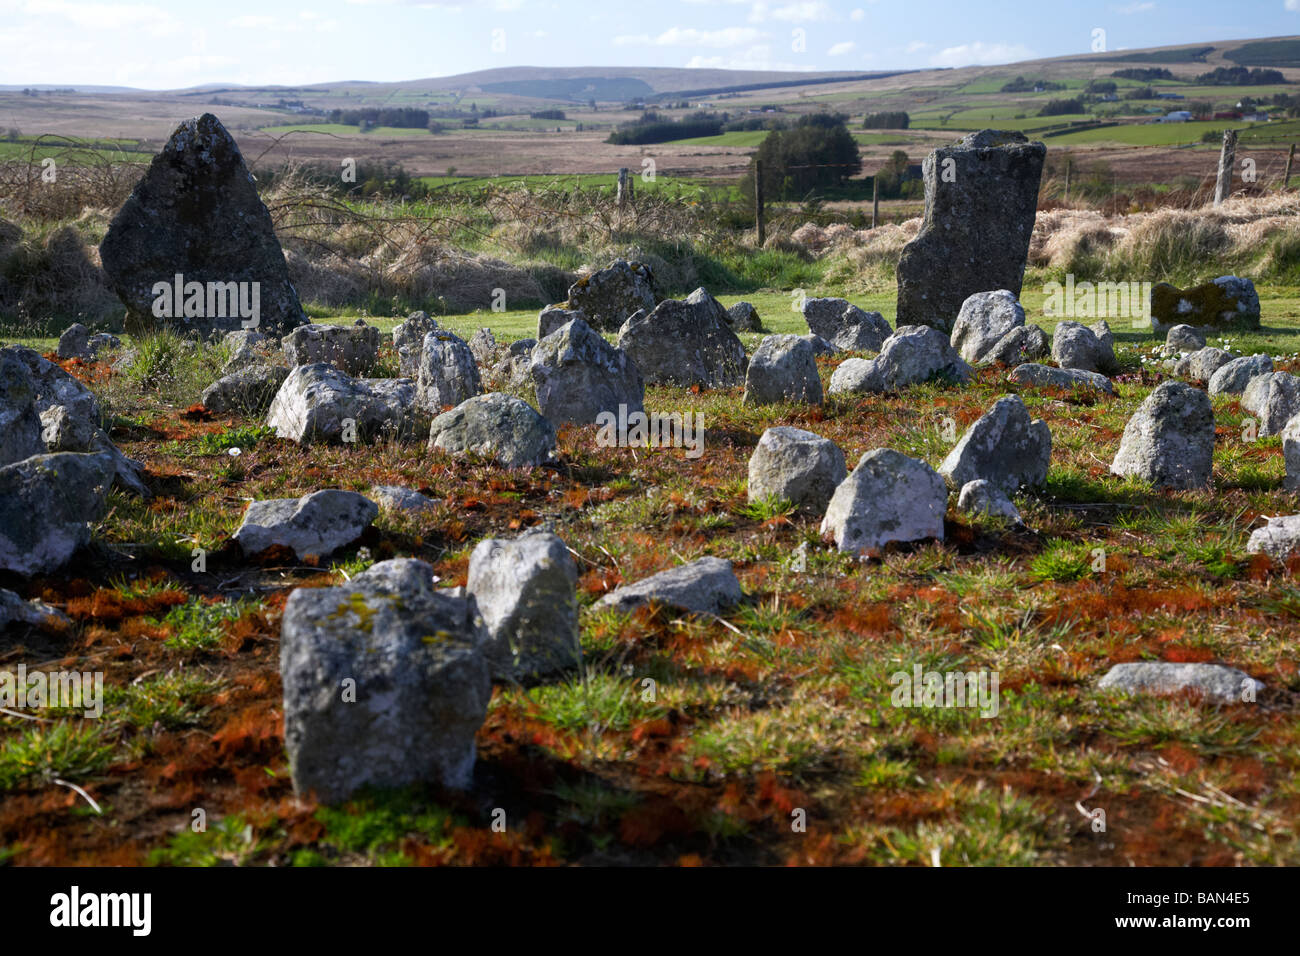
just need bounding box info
[99,113,307,338]
[369,485,437,513]
[1284,415,1300,492]
[800,297,892,352]
[743,335,822,406]
[949,290,1025,365]
[0,351,45,468]
[802,333,836,356]
[1,346,146,496]
[595,556,743,615]
[56,323,90,360]
[727,301,762,332]
[1052,320,1118,374]
[1149,275,1261,333]
[566,259,656,331]
[234,489,377,559]
[86,333,122,357]
[827,325,971,395]
[957,479,1021,523]
[0,588,71,630]
[427,392,556,467]
[393,311,439,378]
[896,130,1045,331]
[1165,324,1207,353]
[222,329,271,372]
[266,364,421,444]
[983,324,1050,366]
[201,363,289,415]
[939,395,1051,494]
[282,321,379,376]
[538,305,585,340]
[1111,381,1214,489]
[1008,362,1115,395]
[0,452,114,576]
[1097,662,1262,704]
[467,529,580,679]
[468,328,500,366]
[416,329,481,413]
[1242,371,1300,437]
[1173,346,1235,383]
[1247,514,1300,562]
[747,426,846,513]
[617,288,747,388]
[529,318,644,426]
[820,448,947,554]
[280,557,491,802]
[1208,354,1273,396]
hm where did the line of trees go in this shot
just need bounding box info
[326,107,430,129]
[1112,67,1174,82]
[1194,66,1287,86]
[605,111,724,145]
[862,111,909,129]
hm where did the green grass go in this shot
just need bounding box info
[0,722,115,789]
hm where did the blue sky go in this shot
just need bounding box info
[0,0,1296,90]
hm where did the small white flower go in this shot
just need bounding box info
[228,447,241,457]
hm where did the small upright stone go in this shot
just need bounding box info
[529,318,644,426]
[1173,346,1235,384]
[617,288,747,388]
[957,479,1021,523]
[938,395,1051,495]
[538,305,585,340]
[726,301,762,332]
[281,321,380,376]
[1165,324,1206,353]
[747,426,846,513]
[427,393,556,467]
[416,330,481,413]
[827,325,971,395]
[800,297,891,352]
[820,449,947,554]
[1052,321,1118,374]
[56,323,90,360]
[466,529,580,680]
[1241,371,1300,436]
[1208,354,1272,396]
[1110,381,1214,489]
[280,558,491,802]
[949,290,1025,365]
[393,311,439,378]
[743,335,822,406]
[566,259,656,331]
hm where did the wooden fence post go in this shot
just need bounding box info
[871,174,879,229]
[1285,144,1295,192]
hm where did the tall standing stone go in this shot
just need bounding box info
[895,130,1046,332]
[99,113,308,339]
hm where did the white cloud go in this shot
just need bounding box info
[828,41,854,56]
[1113,1,1155,12]
[850,7,865,20]
[905,40,930,53]
[616,26,764,48]
[1287,0,1299,10]
[750,1,832,22]
[685,43,803,70]
[930,41,1035,67]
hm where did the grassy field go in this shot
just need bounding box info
[258,123,436,138]
[3,278,1298,866]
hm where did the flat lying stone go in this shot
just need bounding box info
[595,556,743,615]
[233,489,378,560]
[1097,662,1263,704]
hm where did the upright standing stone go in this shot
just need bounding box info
[820,449,947,554]
[280,558,491,802]
[938,395,1051,495]
[99,113,308,338]
[1111,381,1215,489]
[895,130,1046,332]
[617,288,747,389]
[529,318,644,426]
